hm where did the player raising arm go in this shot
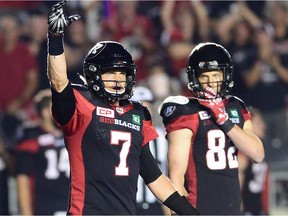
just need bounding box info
[47,1,198,215]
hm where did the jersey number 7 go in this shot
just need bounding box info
[111,130,132,176]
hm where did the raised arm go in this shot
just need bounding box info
[47,0,80,92]
[160,0,176,33]
[190,0,209,41]
[48,50,68,92]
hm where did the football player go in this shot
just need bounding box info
[159,42,265,214]
[46,1,198,215]
[15,89,70,215]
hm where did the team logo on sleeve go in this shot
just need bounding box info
[96,107,115,118]
[164,106,176,117]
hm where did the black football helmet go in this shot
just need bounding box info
[83,41,137,102]
[186,42,234,98]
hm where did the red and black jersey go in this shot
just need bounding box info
[15,127,70,215]
[242,161,269,215]
[160,95,251,215]
[51,84,158,215]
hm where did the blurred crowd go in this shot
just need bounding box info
[0,0,288,215]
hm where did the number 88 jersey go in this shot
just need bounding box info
[159,95,251,215]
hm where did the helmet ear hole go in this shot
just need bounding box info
[89,65,97,72]
[93,85,100,91]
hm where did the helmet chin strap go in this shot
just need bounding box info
[103,80,126,95]
[104,88,125,95]
[91,80,128,102]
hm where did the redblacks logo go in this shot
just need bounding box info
[96,107,115,118]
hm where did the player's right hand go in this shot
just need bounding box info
[198,87,228,125]
[48,0,80,34]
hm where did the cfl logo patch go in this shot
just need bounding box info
[198,111,211,120]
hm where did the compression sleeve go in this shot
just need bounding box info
[51,83,76,126]
[139,144,162,184]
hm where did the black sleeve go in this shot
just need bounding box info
[51,83,76,126]
[139,144,162,184]
[163,192,199,215]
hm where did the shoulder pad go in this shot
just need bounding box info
[71,83,88,91]
[226,94,242,102]
[158,95,189,114]
[130,100,145,112]
[163,95,189,105]
[131,100,151,120]
[130,100,144,106]
[71,83,92,101]
[226,95,246,107]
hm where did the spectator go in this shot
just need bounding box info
[101,0,156,82]
[228,20,258,102]
[0,15,39,143]
[160,0,209,94]
[243,29,288,161]
[26,6,51,91]
[145,57,182,127]
[0,1,41,16]
[137,1,163,42]
[64,14,92,84]
[263,1,288,46]
[226,3,288,158]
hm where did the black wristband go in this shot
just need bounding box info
[219,120,234,133]
[48,33,64,55]
[163,191,198,215]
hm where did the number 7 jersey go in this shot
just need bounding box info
[159,95,251,215]
[51,85,158,215]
